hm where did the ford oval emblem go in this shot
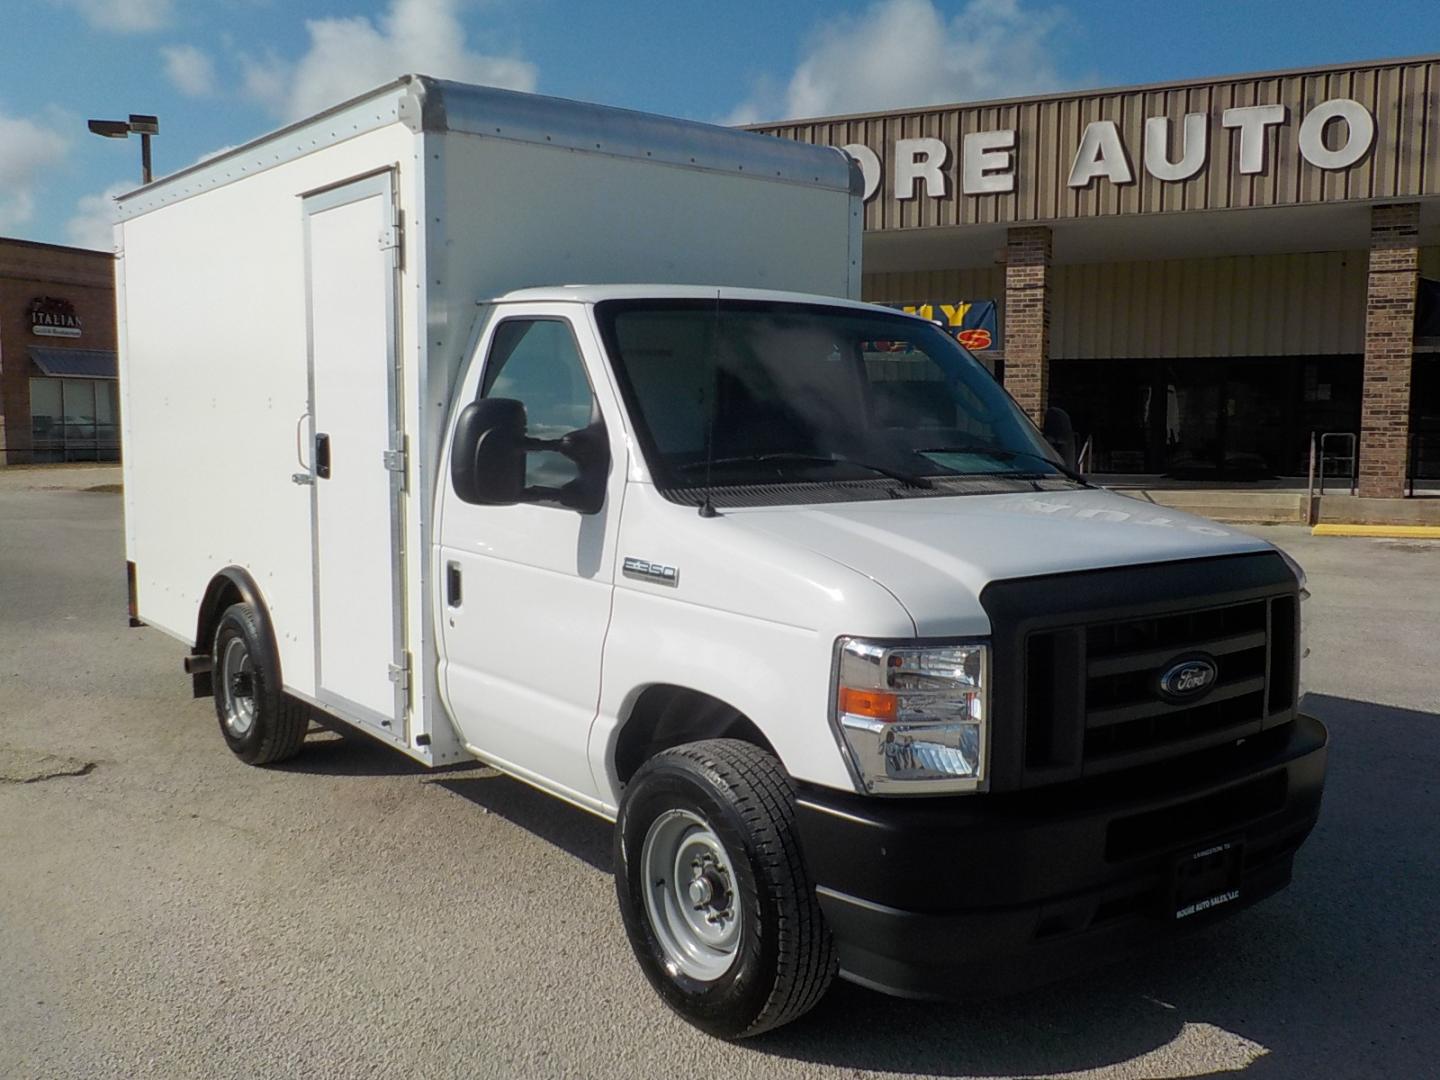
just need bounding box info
[1158,656,1219,702]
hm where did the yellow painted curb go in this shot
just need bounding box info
[1312,523,1440,539]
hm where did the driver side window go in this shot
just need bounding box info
[480,319,597,488]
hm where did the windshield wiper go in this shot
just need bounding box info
[916,445,1090,486]
[677,452,934,489]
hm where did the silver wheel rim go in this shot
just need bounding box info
[218,636,256,739]
[641,809,743,981]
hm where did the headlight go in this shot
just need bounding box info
[832,638,988,794]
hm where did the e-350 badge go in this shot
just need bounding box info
[622,557,679,586]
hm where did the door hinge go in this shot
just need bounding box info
[379,213,404,270]
[388,656,411,692]
[382,444,407,492]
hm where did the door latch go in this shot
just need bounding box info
[315,433,331,479]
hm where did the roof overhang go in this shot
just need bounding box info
[29,347,117,379]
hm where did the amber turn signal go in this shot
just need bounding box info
[838,686,898,721]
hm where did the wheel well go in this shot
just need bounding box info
[614,686,777,785]
[193,568,274,699]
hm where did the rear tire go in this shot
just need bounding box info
[615,739,836,1039]
[211,602,309,765]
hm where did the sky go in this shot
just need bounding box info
[2,0,1438,250]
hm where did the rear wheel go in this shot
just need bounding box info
[211,602,309,765]
[615,739,836,1038]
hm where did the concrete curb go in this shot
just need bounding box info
[1311,523,1440,539]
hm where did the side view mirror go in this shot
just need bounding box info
[1043,406,1078,472]
[451,398,526,506]
[552,421,611,515]
[450,397,612,514]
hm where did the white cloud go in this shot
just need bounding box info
[65,182,130,251]
[161,44,217,97]
[0,110,69,231]
[726,0,1069,124]
[193,143,237,165]
[241,0,537,121]
[51,0,173,33]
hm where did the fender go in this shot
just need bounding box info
[191,566,282,699]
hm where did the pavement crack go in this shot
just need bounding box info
[0,747,97,784]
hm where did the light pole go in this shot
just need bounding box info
[87,114,160,184]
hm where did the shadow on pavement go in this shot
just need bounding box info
[434,771,614,874]
[277,727,444,778]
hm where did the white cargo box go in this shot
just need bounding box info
[116,75,861,765]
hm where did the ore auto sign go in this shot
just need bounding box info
[838,97,1377,201]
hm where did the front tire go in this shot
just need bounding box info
[211,602,309,765]
[615,739,836,1038]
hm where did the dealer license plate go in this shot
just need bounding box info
[1172,839,1244,920]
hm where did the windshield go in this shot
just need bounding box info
[594,299,1068,500]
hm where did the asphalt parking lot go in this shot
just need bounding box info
[2,476,1437,1079]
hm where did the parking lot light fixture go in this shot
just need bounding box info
[87,114,159,184]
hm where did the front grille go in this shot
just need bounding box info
[1026,594,1296,778]
[980,552,1302,791]
[1080,597,1286,772]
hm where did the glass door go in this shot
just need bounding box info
[1221,360,1289,478]
[1163,363,1223,477]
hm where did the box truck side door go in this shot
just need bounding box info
[301,171,408,734]
[437,312,626,802]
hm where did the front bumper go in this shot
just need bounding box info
[794,714,1328,999]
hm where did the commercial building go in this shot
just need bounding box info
[754,54,1440,498]
[0,238,118,465]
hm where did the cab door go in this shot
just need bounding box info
[436,308,627,802]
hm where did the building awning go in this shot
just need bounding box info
[28,347,117,379]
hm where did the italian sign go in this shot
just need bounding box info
[29,296,83,338]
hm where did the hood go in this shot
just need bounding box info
[726,487,1273,636]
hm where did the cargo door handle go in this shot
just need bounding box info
[446,562,462,608]
[315,433,331,479]
[295,410,313,469]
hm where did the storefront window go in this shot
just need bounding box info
[29,378,63,461]
[1052,356,1362,479]
[29,377,119,463]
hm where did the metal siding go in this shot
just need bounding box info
[1046,253,1367,360]
[757,57,1440,227]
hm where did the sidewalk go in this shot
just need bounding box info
[0,463,122,492]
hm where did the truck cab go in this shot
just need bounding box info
[432,284,1325,1033]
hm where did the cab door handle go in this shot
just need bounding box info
[315,433,331,479]
[446,562,463,608]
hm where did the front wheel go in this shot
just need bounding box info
[615,739,836,1038]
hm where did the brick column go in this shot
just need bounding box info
[1357,203,1420,499]
[1004,226,1052,424]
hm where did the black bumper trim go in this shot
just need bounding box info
[794,714,1327,999]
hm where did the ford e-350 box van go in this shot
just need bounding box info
[116,76,1326,1038]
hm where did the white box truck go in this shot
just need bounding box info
[118,76,1327,1039]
